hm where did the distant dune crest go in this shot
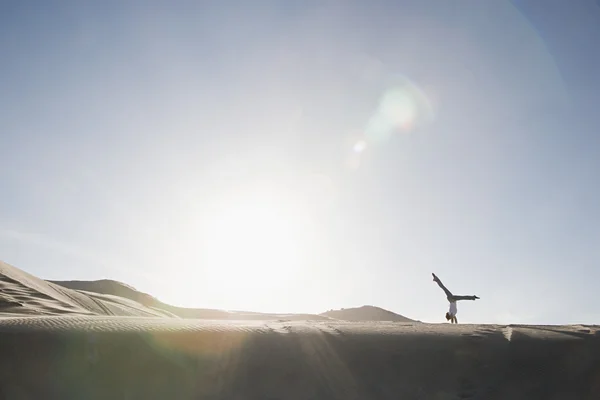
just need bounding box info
[1,260,412,321]
[320,305,415,322]
[0,261,171,317]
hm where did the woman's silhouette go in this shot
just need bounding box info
[432,273,479,324]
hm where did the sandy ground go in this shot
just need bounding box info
[2,259,600,399]
[0,318,599,399]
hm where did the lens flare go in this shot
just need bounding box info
[365,76,435,144]
[344,75,435,170]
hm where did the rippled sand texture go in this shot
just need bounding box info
[1,319,600,399]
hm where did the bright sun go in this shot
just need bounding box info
[198,184,315,301]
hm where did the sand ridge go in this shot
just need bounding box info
[0,318,599,399]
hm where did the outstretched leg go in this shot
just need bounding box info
[432,273,453,299]
[453,295,480,301]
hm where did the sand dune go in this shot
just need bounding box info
[0,259,401,322]
[1,317,600,399]
[2,260,600,399]
[321,305,415,322]
[49,279,160,308]
[0,261,172,317]
[4,260,408,322]
[51,281,415,322]
[52,279,332,321]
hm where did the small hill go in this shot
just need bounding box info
[320,305,416,322]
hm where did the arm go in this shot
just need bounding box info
[432,273,453,298]
[452,295,480,301]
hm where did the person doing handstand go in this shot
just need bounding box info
[432,273,479,324]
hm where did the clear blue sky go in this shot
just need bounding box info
[1,1,599,324]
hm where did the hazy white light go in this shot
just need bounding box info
[197,184,316,301]
[353,140,367,153]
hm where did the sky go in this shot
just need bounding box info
[1,0,600,325]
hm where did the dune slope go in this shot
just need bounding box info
[0,261,172,317]
[0,318,599,399]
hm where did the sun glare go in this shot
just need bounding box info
[199,185,314,301]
